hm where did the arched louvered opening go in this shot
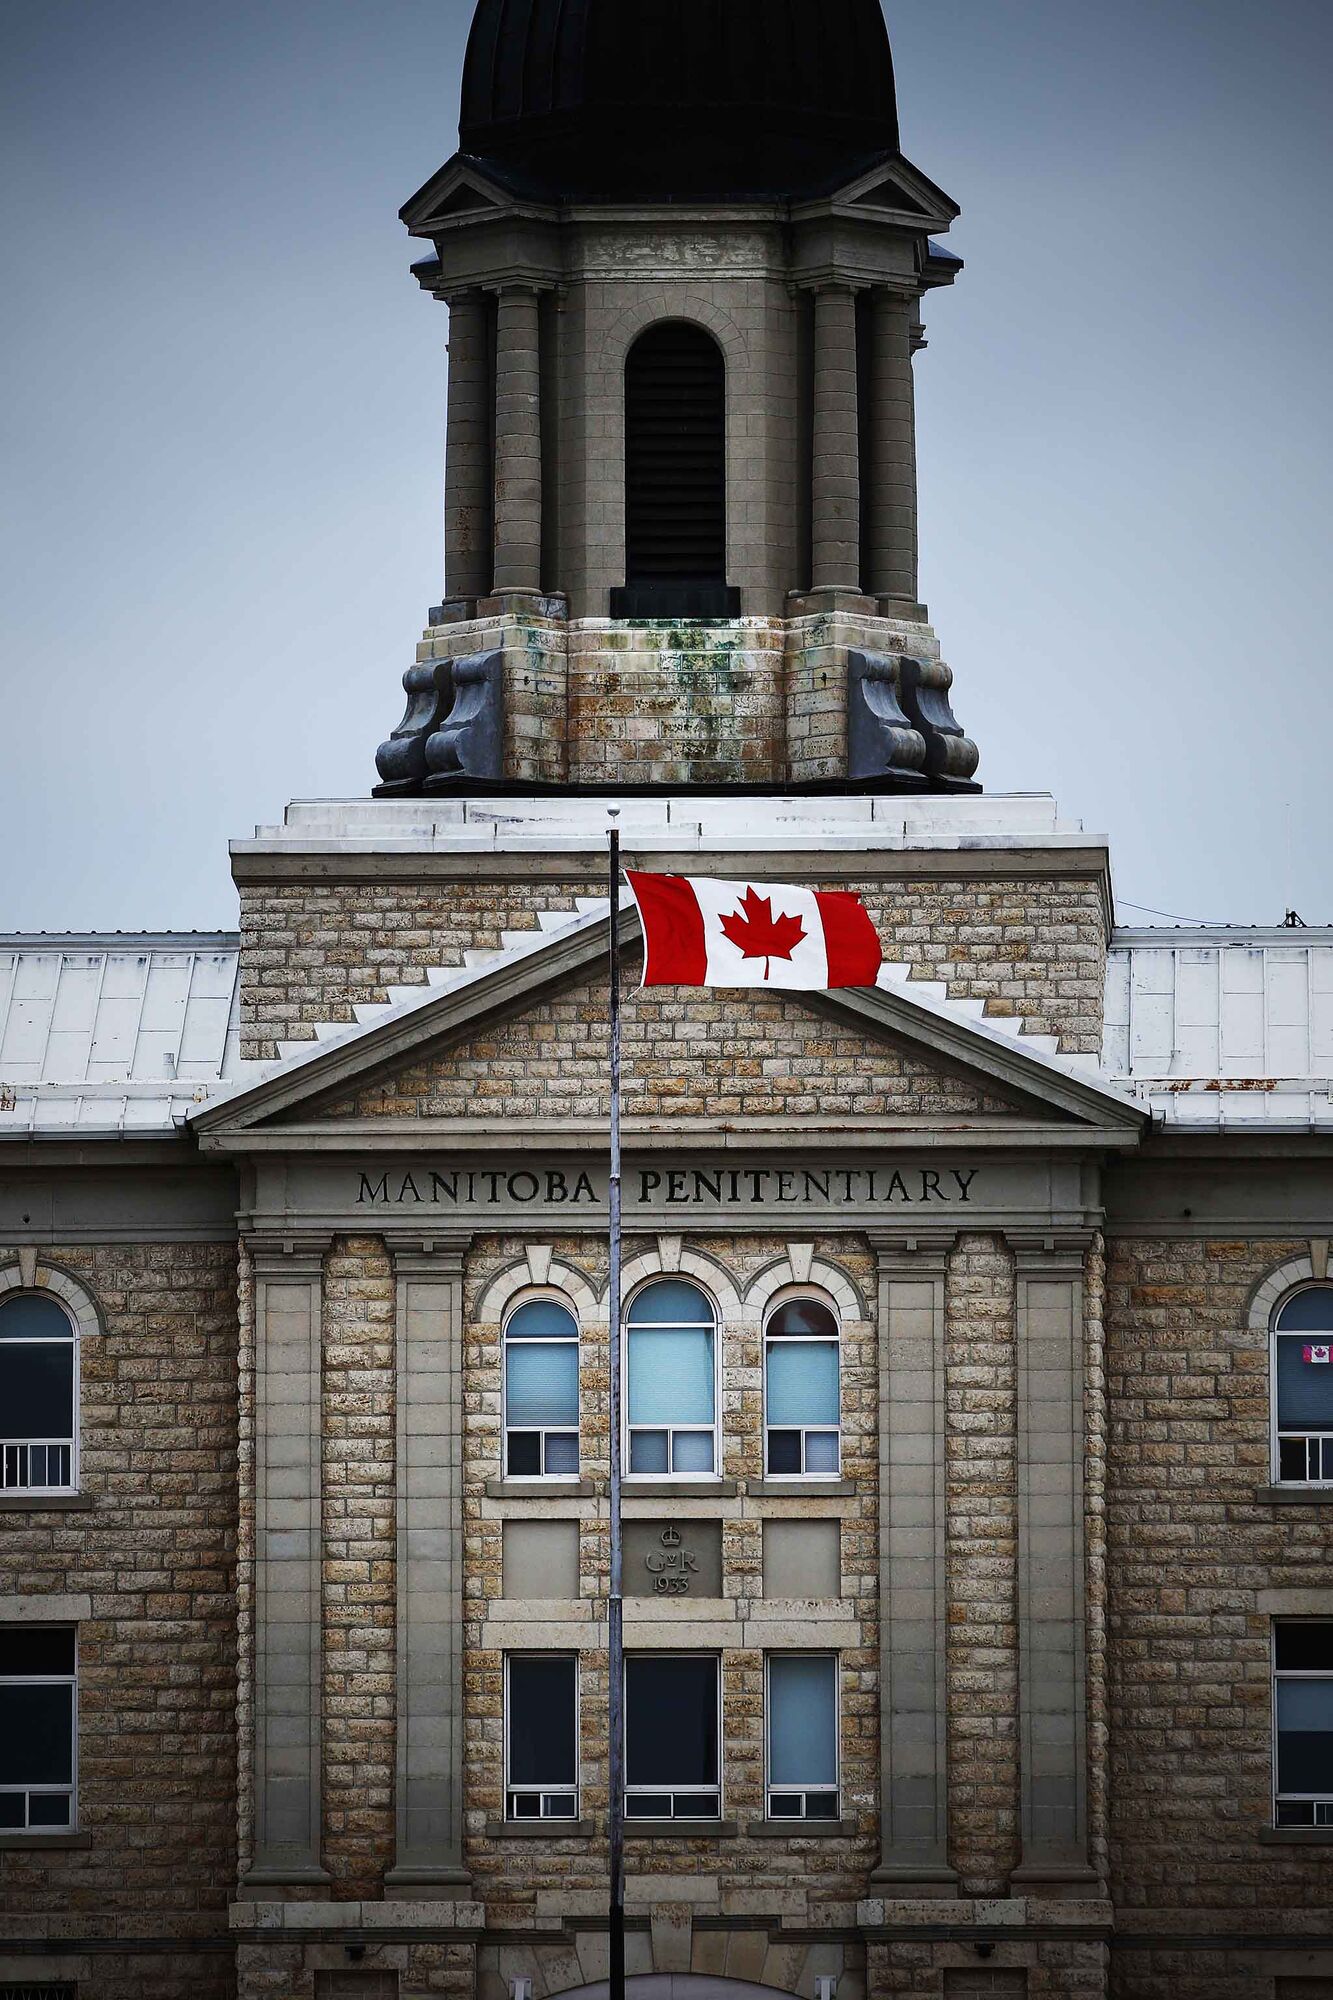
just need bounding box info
[614,322,738,619]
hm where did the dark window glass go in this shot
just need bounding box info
[505,1432,541,1477]
[624,324,726,588]
[766,1430,802,1475]
[1276,1288,1333,1333]
[1276,1680,1333,1795]
[1276,1624,1333,1673]
[507,1656,576,1788]
[27,1793,73,1828]
[0,1686,74,1786]
[0,1795,21,1829]
[0,1629,76,1678]
[768,1301,839,1339]
[1,1346,74,1439]
[625,1656,718,1789]
[0,1298,72,1341]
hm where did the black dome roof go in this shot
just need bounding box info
[458,0,901,204]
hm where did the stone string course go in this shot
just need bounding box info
[237,871,1106,1060]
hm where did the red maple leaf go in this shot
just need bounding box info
[718,887,807,981]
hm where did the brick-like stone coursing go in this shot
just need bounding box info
[322,1236,396,1897]
[238,870,1105,1061]
[0,1243,239,1997]
[946,1232,1020,1895]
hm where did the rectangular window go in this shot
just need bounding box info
[627,1319,717,1476]
[505,1654,579,1820]
[0,1626,76,1833]
[766,1653,839,1819]
[1274,1621,1333,1826]
[624,1654,720,1819]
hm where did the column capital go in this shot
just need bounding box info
[245,1233,334,1280]
[866,1229,958,1275]
[391,1236,473,1278]
[1004,1228,1096,1276]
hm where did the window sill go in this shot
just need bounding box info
[745,1818,859,1838]
[748,1480,855,1499]
[1259,1827,1333,1844]
[485,1818,594,1839]
[1256,1485,1333,1505]
[624,1819,738,1837]
[0,1831,91,1849]
[484,1478,596,1499]
[0,1493,94,1512]
[623,1480,738,1499]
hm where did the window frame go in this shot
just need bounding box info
[503,1651,580,1823]
[1270,1283,1333,1488]
[764,1651,841,1822]
[1272,1618,1333,1828]
[623,1278,720,1483]
[0,1291,79,1498]
[623,1651,722,1821]
[501,1292,581,1483]
[762,1289,842,1481]
[0,1624,78,1835]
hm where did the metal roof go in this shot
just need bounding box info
[0,937,241,1134]
[1106,930,1333,1127]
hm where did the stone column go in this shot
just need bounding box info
[810,283,862,594]
[492,285,543,595]
[244,1240,331,1890]
[866,291,918,606]
[868,1238,958,1894]
[444,290,492,602]
[1011,1244,1096,1889]
[385,1239,473,1895]
[945,1232,1020,1896]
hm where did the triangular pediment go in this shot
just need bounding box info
[399,155,554,234]
[811,152,960,232]
[191,909,1147,1150]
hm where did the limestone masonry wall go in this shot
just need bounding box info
[239,868,1106,1059]
[331,961,1027,1124]
[0,1242,239,2000]
[1104,1232,1333,1922]
[945,1233,1020,1895]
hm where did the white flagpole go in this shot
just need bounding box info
[606,813,625,2000]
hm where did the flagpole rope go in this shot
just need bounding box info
[607,815,626,2000]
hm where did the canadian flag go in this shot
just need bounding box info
[1304,1345,1332,1365]
[625,873,883,991]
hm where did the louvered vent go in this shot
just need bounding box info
[618,323,735,617]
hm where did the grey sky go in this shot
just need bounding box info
[2,0,1330,932]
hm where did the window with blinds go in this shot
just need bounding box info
[617,322,736,618]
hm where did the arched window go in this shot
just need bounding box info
[764,1297,841,1478]
[626,1279,717,1478]
[1274,1285,1333,1485]
[0,1295,77,1495]
[503,1297,580,1479]
[620,322,729,617]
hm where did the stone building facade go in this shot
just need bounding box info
[2,5,1331,1999]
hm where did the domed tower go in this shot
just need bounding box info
[375,0,978,794]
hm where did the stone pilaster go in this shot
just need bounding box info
[492,285,543,595]
[945,1231,1020,1895]
[866,291,918,606]
[868,1237,958,1894]
[1010,1243,1095,1889]
[385,1239,473,1894]
[243,1238,332,1890]
[444,290,492,601]
[809,283,863,595]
